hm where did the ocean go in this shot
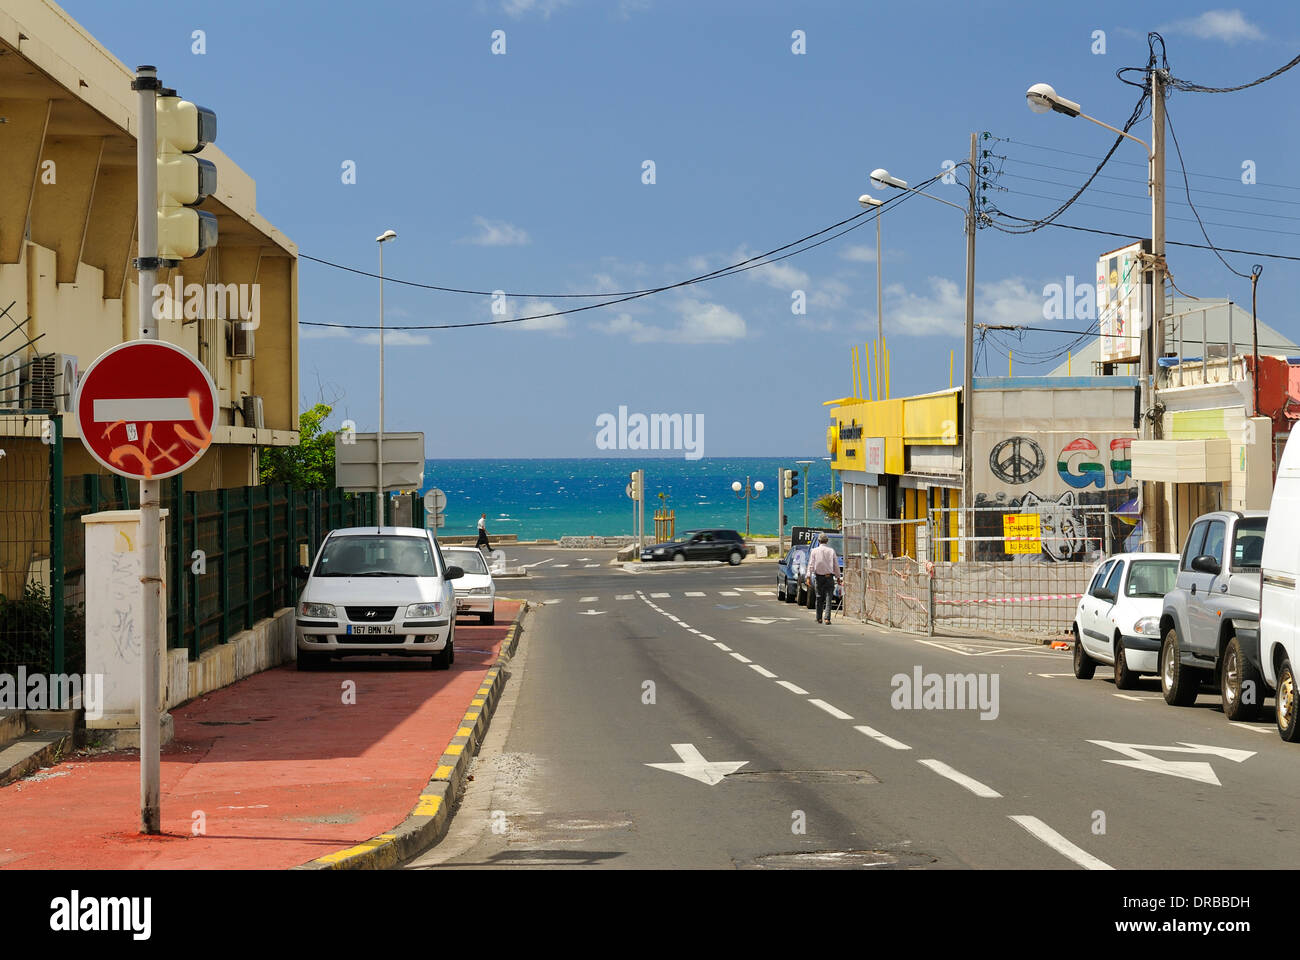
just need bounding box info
[418,457,836,541]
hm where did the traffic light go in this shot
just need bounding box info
[629,470,642,500]
[783,468,798,499]
[156,91,218,260]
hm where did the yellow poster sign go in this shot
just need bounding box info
[1003,513,1041,554]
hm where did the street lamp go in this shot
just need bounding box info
[870,148,978,552]
[731,477,764,538]
[1026,79,1163,551]
[857,193,884,400]
[376,228,397,525]
[823,456,835,494]
[796,460,813,527]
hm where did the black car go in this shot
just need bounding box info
[641,528,749,565]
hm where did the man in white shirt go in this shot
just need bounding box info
[476,513,491,552]
[807,533,838,624]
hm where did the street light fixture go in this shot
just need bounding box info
[731,477,764,538]
[376,229,397,525]
[1026,78,1165,551]
[858,194,884,399]
[870,147,979,551]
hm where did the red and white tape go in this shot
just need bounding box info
[939,592,1083,605]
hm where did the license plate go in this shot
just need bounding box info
[347,624,395,635]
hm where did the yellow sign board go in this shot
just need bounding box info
[1003,513,1041,554]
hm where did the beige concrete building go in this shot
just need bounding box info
[0,0,298,490]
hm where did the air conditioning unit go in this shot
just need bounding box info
[0,353,25,410]
[228,322,255,359]
[242,394,264,429]
[27,354,78,413]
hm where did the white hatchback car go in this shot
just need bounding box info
[294,526,465,670]
[443,546,497,625]
[1072,552,1180,688]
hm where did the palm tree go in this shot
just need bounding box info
[814,491,842,528]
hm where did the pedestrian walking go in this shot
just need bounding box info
[807,532,837,625]
[476,513,492,553]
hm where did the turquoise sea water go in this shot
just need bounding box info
[418,458,835,540]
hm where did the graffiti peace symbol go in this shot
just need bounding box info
[989,436,1046,485]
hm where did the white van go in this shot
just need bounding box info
[1261,432,1300,740]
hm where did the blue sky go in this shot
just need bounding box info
[64,0,1300,457]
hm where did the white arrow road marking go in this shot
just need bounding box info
[1086,740,1256,786]
[520,558,553,568]
[1009,816,1113,871]
[646,743,747,786]
[1229,722,1271,734]
[853,726,911,751]
[918,759,1001,798]
[741,616,799,625]
[577,609,606,616]
[93,397,195,422]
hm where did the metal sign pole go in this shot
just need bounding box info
[133,65,162,835]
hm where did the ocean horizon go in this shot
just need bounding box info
[418,457,836,541]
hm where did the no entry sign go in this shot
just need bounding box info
[76,340,218,480]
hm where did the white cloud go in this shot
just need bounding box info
[516,300,568,332]
[810,277,852,311]
[616,0,651,18]
[465,216,531,247]
[502,0,573,18]
[596,298,745,343]
[749,260,809,290]
[1163,9,1264,43]
[840,244,876,264]
[884,276,1041,336]
[358,331,431,346]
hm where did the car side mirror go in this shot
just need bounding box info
[1191,554,1221,575]
[1094,587,1115,602]
[293,564,310,580]
[445,565,464,581]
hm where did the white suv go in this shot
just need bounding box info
[1072,552,1180,688]
[293,526,465,670]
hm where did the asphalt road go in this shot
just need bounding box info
[408,545,1299,870]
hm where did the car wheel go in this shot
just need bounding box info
[1276,659,1300,742]
[777,580,786,602]
[672,552,686,563]
[1072,627,1096,680]
[796,584,807,605]
[728,550,743,566]
[1160,627,1200,706]
[1113,636,1137,689]
[480,609,495,625]
[1221,636,1263,721]
[432,633,453,670]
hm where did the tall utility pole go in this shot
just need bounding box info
[961,132,977,559]
[132,65,162,835]
[1142,70,1167,552]
[376,230,396,526]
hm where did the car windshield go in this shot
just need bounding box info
[314,535,438,577]
[447,550,489,575]
[1126,559,1177,598]
[1233,518,1267,569]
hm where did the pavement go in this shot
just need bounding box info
[408,545,1297,870]
[0,600,521,869]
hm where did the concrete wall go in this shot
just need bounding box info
[165,606,295,711]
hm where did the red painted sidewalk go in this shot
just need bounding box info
[0,601,520,869]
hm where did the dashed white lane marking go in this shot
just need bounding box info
[918,759,1001,798]
[1229,722,1272,734]
[777,681,809,695]
[1037,673,1073,678]
[584,564,600,568]
[808,699,853,720]
[616,594,635,600]
[729,652,752,664]
[714,642,731,651]
[750,664,777,678]
[650,592,671,598]
[580,596,598,603]
[698,634,716,642]
[854,725,911,751]
[1009,815,1114,871]
[719,591,741,597]
[686,628,700,634]
[552,564,570,568]
[1113,694,1145,701]
[753,591,776,597]
[685,591,706,597]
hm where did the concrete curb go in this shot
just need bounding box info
[296,603,530,870]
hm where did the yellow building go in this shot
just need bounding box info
[0,0,299,488]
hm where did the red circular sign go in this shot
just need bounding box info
[75,340,218,480]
